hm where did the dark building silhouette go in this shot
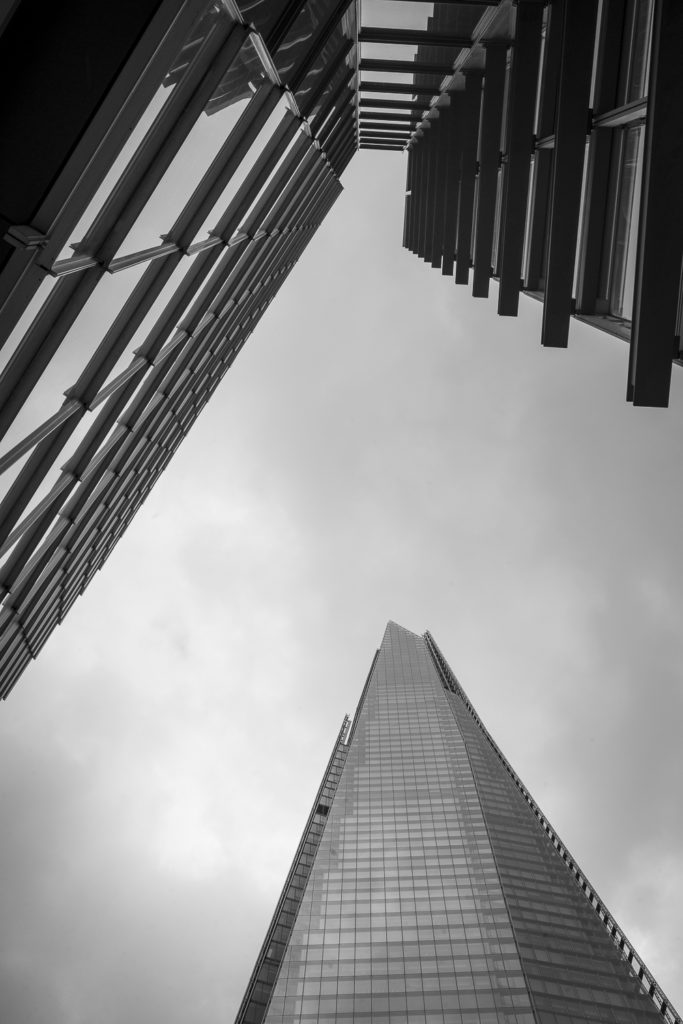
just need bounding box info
[235,622,680,1024]
[0,0,681,692]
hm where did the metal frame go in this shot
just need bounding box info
[0,0,355,695]
[399,0,682,406]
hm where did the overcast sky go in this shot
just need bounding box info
[0,149,681,1024]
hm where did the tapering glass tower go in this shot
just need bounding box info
[235,622,678,1024]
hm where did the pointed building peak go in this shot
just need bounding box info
[383,620,424,642]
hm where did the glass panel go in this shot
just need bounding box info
[308,57,355,129]
[0,533,27,581]
[572,141,590,297]
[605,125,643,319]
[93,251,202,399]
[201,24,268,113]
[491,167,503,273]
[115,36,269,258]
[0,445,35,533]
[234,0,292,46]
[0,262,147,460]
[3,411,95,532]
[611,127,643,319]
[0,277,58,377]
[114,99,251,256]
[295,15,355,109]
[533,8,548,135]
[57,1,237,262]
[275,0,353,87]
[191,99,295,244]
[0,391,124,590]
[617,0,655,105]
[56,86,173,262]
[521,156,537,284]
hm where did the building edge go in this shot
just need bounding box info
[234,714,351,1024]
[423,629,680,1024]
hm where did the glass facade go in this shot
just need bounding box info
[237,623,679,1024]
[448,696,663,1023]
[0,0,355,697]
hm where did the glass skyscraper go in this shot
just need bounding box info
[235,622,679,1024]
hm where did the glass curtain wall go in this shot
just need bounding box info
[244,622,680,1024]
[262,622,536,1024]
[0,0,356,697]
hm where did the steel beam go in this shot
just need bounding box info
[428,116,450,270]
[410,143,428,255]
[441,98,463,278]
[424,129,444,263]
[300,37,354,119]
[264,0,310,53]
[289,0,354,92]
[574,0,628,314]
[360,82,439,97]
[628,0,683,406]
[361,0,490,4]
[360,59,454,76]
[403,148,414,247]
[360,127,416,138]
[360,112,420,123]
[523,0,564,292]
[541,0,599,349]
[358,27,470,48]
[455,71,483,284]
[496,0,544,316]
[0,34,267,448]
[472,41,506,297]
[360,133,411,141]
[359,98,426,111]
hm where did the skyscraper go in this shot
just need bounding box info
[0,0,681,691]
[235,622,679,1024]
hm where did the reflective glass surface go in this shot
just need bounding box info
[275,0,350,86]
[294,10,355,110]
[306,56,355,129]
[263,622,534,1024]
[451,691,663,1023]
[617,0,655,105]
[235,0,292,46]
[238,731,350,1024]
[116,35,268,258]
[59,1,241,262]
[257,623,670,1024]
[600,125,644,320]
